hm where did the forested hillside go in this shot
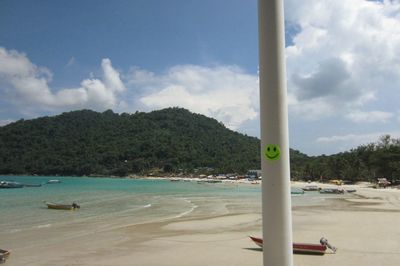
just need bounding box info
[290,135,400,183]
[1,108,399,182]
[0,108,260,176]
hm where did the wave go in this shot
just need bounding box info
[172,198,198,219]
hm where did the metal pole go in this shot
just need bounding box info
[258,0,293,265]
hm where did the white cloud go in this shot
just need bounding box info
[0,47,258,130]
[0,119,14,127]
[285,0,400,119]
[66,57,76,67]
[0,47,125,112]
[346,110,394,123]
[317,133,383,144]
[316,131,400,153]
[101,58,126,93]
[130,65,259,130]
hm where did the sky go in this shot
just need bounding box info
[1,0,400,156]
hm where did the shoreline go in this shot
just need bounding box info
[3,179,400,265]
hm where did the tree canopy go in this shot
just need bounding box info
[0,108,260,176]
[1,108,399,182]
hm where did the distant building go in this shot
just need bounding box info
[377,178,391,188]
[247,170,262,179]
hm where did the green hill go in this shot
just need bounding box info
[0,108,261,176]
[2,108,399,182]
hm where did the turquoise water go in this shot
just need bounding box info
[0,176,347,253]
[0,176,260,237]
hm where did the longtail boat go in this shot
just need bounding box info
[0,249,10,263]
[0,181,23,188]
[45,202,80,210]
[249,236,337,255]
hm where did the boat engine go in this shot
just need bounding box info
[320,237,337,253]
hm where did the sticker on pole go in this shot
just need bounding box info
[263,144,281,161]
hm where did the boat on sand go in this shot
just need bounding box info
[303,185,319,191]
[45,202,80,210]
[319,188,344,194]
[249,236,337,255]
[0,249,10,264]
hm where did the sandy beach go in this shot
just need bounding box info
[4,181,400,266]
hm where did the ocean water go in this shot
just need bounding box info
[0,176,346,252]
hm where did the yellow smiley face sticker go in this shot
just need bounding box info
[264,144,281,161]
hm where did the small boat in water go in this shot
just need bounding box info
[46,179,61,184]
[45,202,80,210]
[0,249,10,264]
[23,183,42,187]
[249,236,336,255]
[0,181,23,189]
[291,187,305,194]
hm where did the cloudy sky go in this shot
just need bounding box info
[1,0,400,155]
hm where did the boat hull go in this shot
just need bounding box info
[45,202,79,210]
[0,181,24,188]
[319,188,344,194]
[0,249,10,263]
[249,236,327,255]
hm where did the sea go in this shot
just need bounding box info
[0,176,346,254]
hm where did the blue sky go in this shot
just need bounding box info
[1,0,400,155]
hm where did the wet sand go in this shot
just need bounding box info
[5,184,400,266]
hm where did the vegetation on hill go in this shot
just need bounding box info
[1,108,399,183]
[290,135,400,183]
[0,108,260,176]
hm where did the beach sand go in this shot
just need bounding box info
[5,183,400,266]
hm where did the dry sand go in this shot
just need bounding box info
[5,183,400,266]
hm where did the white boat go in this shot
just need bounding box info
[303,185,319,191]
[46,179,61,184]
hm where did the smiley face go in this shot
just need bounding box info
[264,144,281,161]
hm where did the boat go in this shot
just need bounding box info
[45,202,80,210]
[319,188,344,194]
[249,236,337,255]
[291,187,305,194]
[46,179,61,184]
[23,183,42,187]
[0,249,10,264]
[303,185,319,191]
[206,180,222,183]
[0,181,24,189]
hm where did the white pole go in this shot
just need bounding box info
[258,0,293,266]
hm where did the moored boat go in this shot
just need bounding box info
[45,202,80,210]
[46,179,61,184]
[303,185,320,191]
[319,188,344,194]
[23,183,42,187]
[249,236,336,255]
[0,181,23,189]
[0,249,10,264]
[291,187,305,194]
